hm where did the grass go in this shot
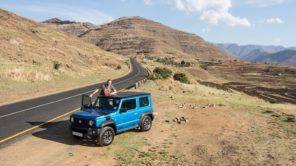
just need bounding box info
[0,64,128,104]
[114,132,187,166]
[117,58,296,165]
[114,133,147,165]
[0,9,129,104]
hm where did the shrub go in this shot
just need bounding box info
[153,67,172,79]
[53,61,61,70]
[155,58,190,67]
[173,73,190,84]
[180,60,191,67]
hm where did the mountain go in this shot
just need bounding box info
[254,49,296,66]
[215,43,296,66]
[215,43,285,60]
[0,9,126,80]
[43,17,231,60]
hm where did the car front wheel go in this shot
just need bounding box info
[140,116,152,132]
[98,126,115,146]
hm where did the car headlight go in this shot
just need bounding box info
[70,116,74,123]
[89,120,94,126]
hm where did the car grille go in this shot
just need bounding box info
[73,118,89,128]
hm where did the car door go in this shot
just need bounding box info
[115,98,139,132]
[81,95,92,110]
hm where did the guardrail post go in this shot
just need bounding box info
[134,79,148,89]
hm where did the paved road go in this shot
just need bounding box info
[0,58,148,144]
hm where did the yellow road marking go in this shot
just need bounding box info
[0,108,79,144]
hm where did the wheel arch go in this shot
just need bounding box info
[100,120,117,134]
[138,112,154,126]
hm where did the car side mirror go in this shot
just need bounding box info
[120,108,127,113]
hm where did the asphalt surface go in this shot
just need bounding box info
[0,58,148,144]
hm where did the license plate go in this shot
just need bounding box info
[72,131,83,137]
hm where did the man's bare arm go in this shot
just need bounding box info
[90,89,99,97]
[110,87,117,95]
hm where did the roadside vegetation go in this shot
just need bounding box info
[149,67,172,80]
[149,66,190,84]
[156,57,191,67]
[0,63,128,104]
[143,55,192,67]
[173,72,190,84]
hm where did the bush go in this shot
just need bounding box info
[173,73,190,84]
[180,60,191,67]
[155,58,190,67]
[153,67,172,79]
[53,61,61,70]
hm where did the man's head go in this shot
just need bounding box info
[107,79,112,86]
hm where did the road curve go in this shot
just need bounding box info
[0,58,148,144]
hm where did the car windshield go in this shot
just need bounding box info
[93,97,120,111]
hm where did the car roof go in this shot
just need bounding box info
[99,91,151,99]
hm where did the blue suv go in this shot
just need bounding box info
[69,92,154,146]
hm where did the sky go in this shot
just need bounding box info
[0,0,295,47]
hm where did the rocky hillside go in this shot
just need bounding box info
[43,16,230,60]
[0,9,126,79]
[0,9,128,103]
[42,18,98,37]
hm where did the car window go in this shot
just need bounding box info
[121,99,136,111]
[82,95,92,108]
[140,97,149,107]
[94,97,120,110]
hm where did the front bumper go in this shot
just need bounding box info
[70,125,101,139]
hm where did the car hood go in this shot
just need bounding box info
[72,110,107,120]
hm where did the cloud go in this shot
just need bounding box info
[202,27,211,33]
[273,38,282,44]
[144,0,153,6]
[264,17,284,24]
[174,0,251,27]
[3,4,113,25]
[247,0,285,7]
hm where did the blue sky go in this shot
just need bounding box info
[0,0,295,47]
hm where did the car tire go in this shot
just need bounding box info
[140,116,152,132]
[98,126,115,146]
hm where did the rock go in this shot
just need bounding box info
[271,114,281,117]
[286,115,295,122]
[174,117,189,124]
[263,110,273,114]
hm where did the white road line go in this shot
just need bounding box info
[0,60,144,119]
[0,90,92,119]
